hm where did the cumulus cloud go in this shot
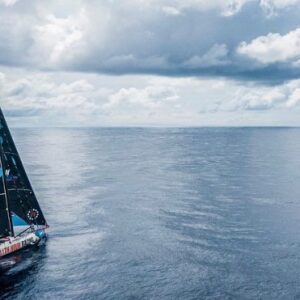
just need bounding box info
[1,1,300,126]
[30,11,87,67]
[214,79,300,112]
[103,86,179,116]
[1,69,300,126]
[0,72,110,119]
[286,86,300,107]
[237,27,300,64]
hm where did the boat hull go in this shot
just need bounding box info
[0,230,46,258]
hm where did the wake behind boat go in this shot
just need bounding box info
[0,108,48,258]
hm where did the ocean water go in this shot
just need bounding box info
[1,127,300,299]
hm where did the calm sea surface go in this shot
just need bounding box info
[1,128,300,299]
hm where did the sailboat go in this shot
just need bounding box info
[0,108,48,258]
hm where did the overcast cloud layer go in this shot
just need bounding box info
[0,0,300,126]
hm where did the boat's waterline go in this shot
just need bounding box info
[0,228,47,258]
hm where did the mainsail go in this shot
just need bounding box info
[0,108,47,238]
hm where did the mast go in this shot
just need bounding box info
[0,143,14,237]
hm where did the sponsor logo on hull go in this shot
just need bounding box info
[0,234,39,257]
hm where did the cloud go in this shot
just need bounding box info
[161,6,182,16]
[160,0,254,16]
[260,0,300,16]
[183,44,230,68]
[0,0,299,82]
[103,86,179,116]
[0,1,300,127]
[0,0,19,6]
[286,87,300,107]
[139,0,300,17]
[30,12,86,68]
[261,0,300,8]
[120,0,254,16]
[237,27,300,64]
[218,79,300,112]
[0,72,110,119]
[2,68,300,127]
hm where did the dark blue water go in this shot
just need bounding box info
[1,128,300,299]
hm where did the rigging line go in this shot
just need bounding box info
[16,226,32,237]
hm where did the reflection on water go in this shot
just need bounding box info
[1,128,300,299]
[0,245,47,298]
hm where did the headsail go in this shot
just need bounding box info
[0,108,47,230]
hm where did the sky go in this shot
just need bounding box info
[1,0,300,126]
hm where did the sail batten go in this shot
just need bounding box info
[8,188,32,192]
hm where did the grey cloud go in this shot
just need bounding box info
[182,44,230,68]
[0,0,300,83]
